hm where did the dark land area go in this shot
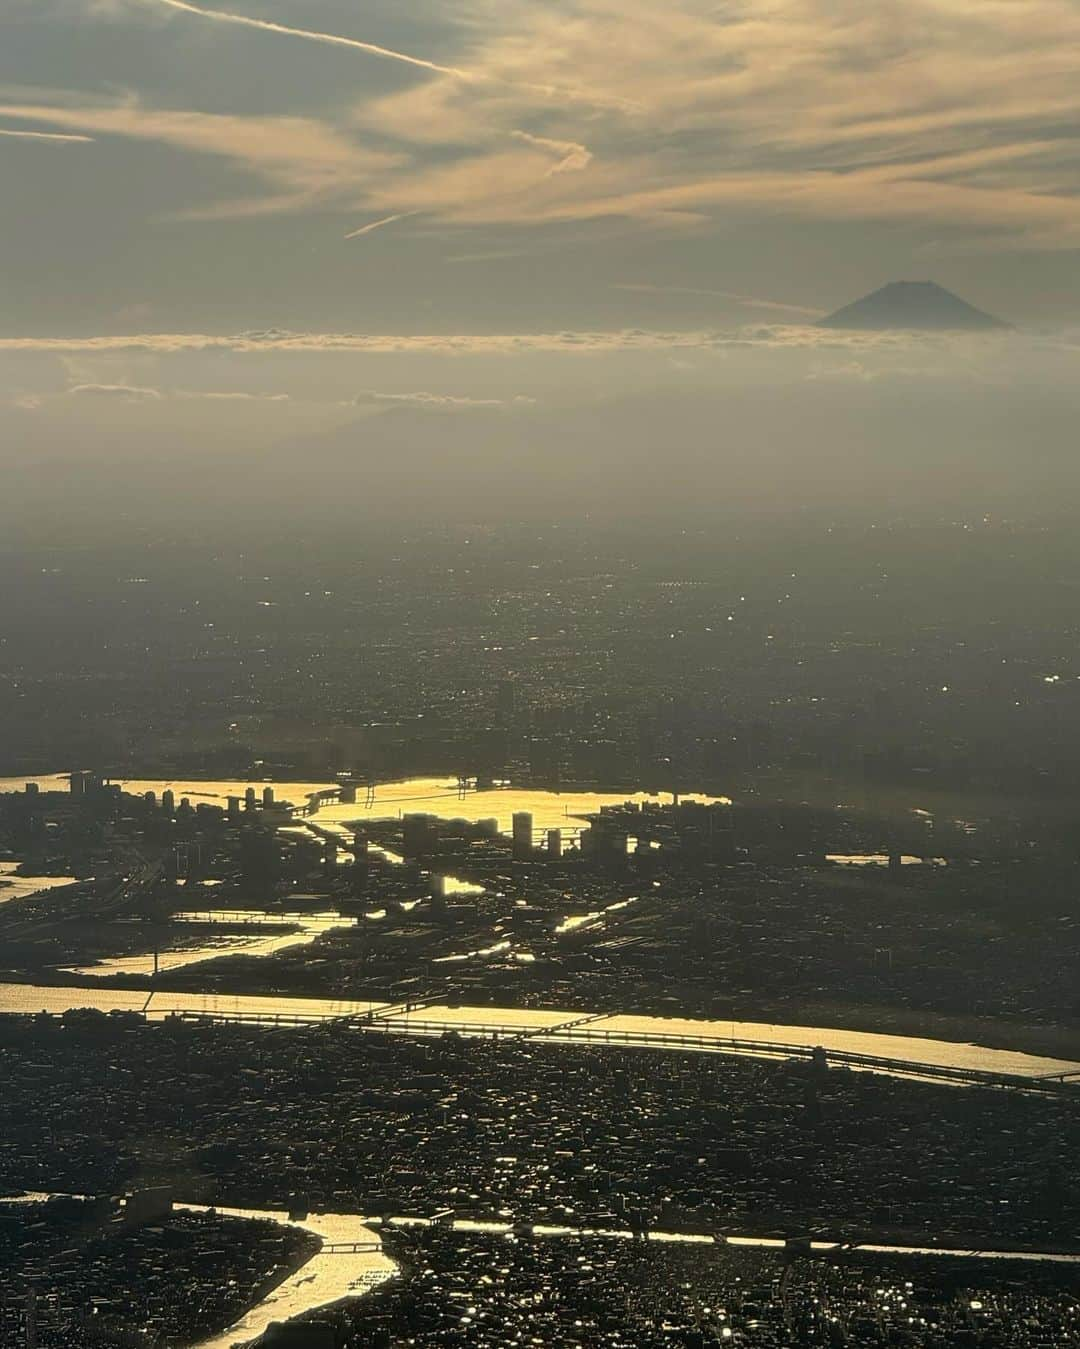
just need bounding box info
[324,1225,1080,1348]
[1,520,1078,1345]
[1,1016,1076,1252]
[0,1196,316,1347]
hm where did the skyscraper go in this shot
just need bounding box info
[512,811,534,861]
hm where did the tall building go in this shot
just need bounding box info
[512,811,534,861]
[402,814,437,859]
[239,827,280,897]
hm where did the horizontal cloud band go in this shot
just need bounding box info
[0,326,1028,356]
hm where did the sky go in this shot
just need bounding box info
[2,0,1080,532]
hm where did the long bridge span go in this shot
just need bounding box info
[134,1007,1080,1094]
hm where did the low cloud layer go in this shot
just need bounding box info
[66,381,162,400]
[0,324,1051,356]
[354,389,535,410]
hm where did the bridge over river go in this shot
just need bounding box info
[1,984,1077,1092]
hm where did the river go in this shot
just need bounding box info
[7,1193,1076,1349]
[178,1205,395,1349]
[1,983,1076,1081]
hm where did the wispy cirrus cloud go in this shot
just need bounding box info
[0,99,399,219]
[344,211,422,241]
[139,0,633,112]
[22,0,1077,251]
[341,0,1080,247]
[0,126,94,143]
[509,131,592,175]
[145,0,471,80]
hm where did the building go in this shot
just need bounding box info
[512,811,534,861]
[402,814,437,860]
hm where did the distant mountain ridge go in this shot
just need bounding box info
[820,281,1009,331]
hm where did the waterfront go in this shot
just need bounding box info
[0,774,725,836]
[62,911,358,978]
[0,862,80,905]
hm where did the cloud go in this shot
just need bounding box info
[146,0,471,80]
[0,328,714,355]
[67,382,162,400]
[509,131,593,175]
[342,0,1080,247]
[0,326,1031,358]
[344,211,422,240]
[0,127,94,143]
[355,389,536,410]
[139,0,630,112]
[0,99,399,219]
[176,389,292,401]
[8,0,1077,250]
[61,383,295,403]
